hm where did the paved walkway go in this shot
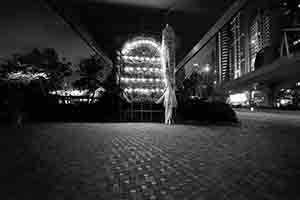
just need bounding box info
[1,114,300,199]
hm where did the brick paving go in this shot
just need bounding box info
[1,112,300,199]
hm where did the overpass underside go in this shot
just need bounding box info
[217,56,300,107]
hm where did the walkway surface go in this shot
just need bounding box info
[1,111,300,200]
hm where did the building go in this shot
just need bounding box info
[176,0,300,107]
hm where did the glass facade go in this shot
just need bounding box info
[177,0,299,93]
[250,11,272,71]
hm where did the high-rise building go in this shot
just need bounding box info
[230,12,242,79]
[218,25,231,82]
[250,10,272,71]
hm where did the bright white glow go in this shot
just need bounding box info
[193,63,199,67]
[229,92,248,105]
[121,38,161,55]
[8,71,49,82]
[296,82,300,86]
[293,39,300,46]
[50,89,97,97]
[124,88,163,94]
[121,77,163,83]
[124,66,163,73]
[280,99,292,105]
[204,66,210,72]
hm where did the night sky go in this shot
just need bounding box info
[1,0,235,64]
[0,0,94,65]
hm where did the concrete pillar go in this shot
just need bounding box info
[261,86,275,108]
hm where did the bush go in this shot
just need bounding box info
[177,97,238,123]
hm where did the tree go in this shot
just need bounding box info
[73,55,107,104]
[0,48,72,93]
[0,48,73,124]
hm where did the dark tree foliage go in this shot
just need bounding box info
[0,48,72,124]
[0,48,72,92]
[73,55,108,103]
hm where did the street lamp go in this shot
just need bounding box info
[204,65,210,72]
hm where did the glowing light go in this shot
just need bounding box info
[121,38,161,55]
[280,98,292,105]
[228,92,248,105]
[204,65,210,72]
[8,71,49,82]
[296,82,300,86]
[293,39,300,46]
[124,88,163,94]
[49,89,94,97]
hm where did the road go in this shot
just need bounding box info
[1,111,300,200]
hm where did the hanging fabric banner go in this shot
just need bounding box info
[162,24,176,87]
[159,24,177,125]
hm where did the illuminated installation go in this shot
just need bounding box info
[7,71,48,83]
[118,37,166,102]
[228,92,249,106]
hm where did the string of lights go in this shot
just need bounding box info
[120,77,165,83]
[122,55,161,62]
[118,37,166,102]
[123,66,163,73]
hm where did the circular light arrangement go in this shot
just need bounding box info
[118,36,166,102]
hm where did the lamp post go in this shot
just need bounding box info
[204,64,210,85]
